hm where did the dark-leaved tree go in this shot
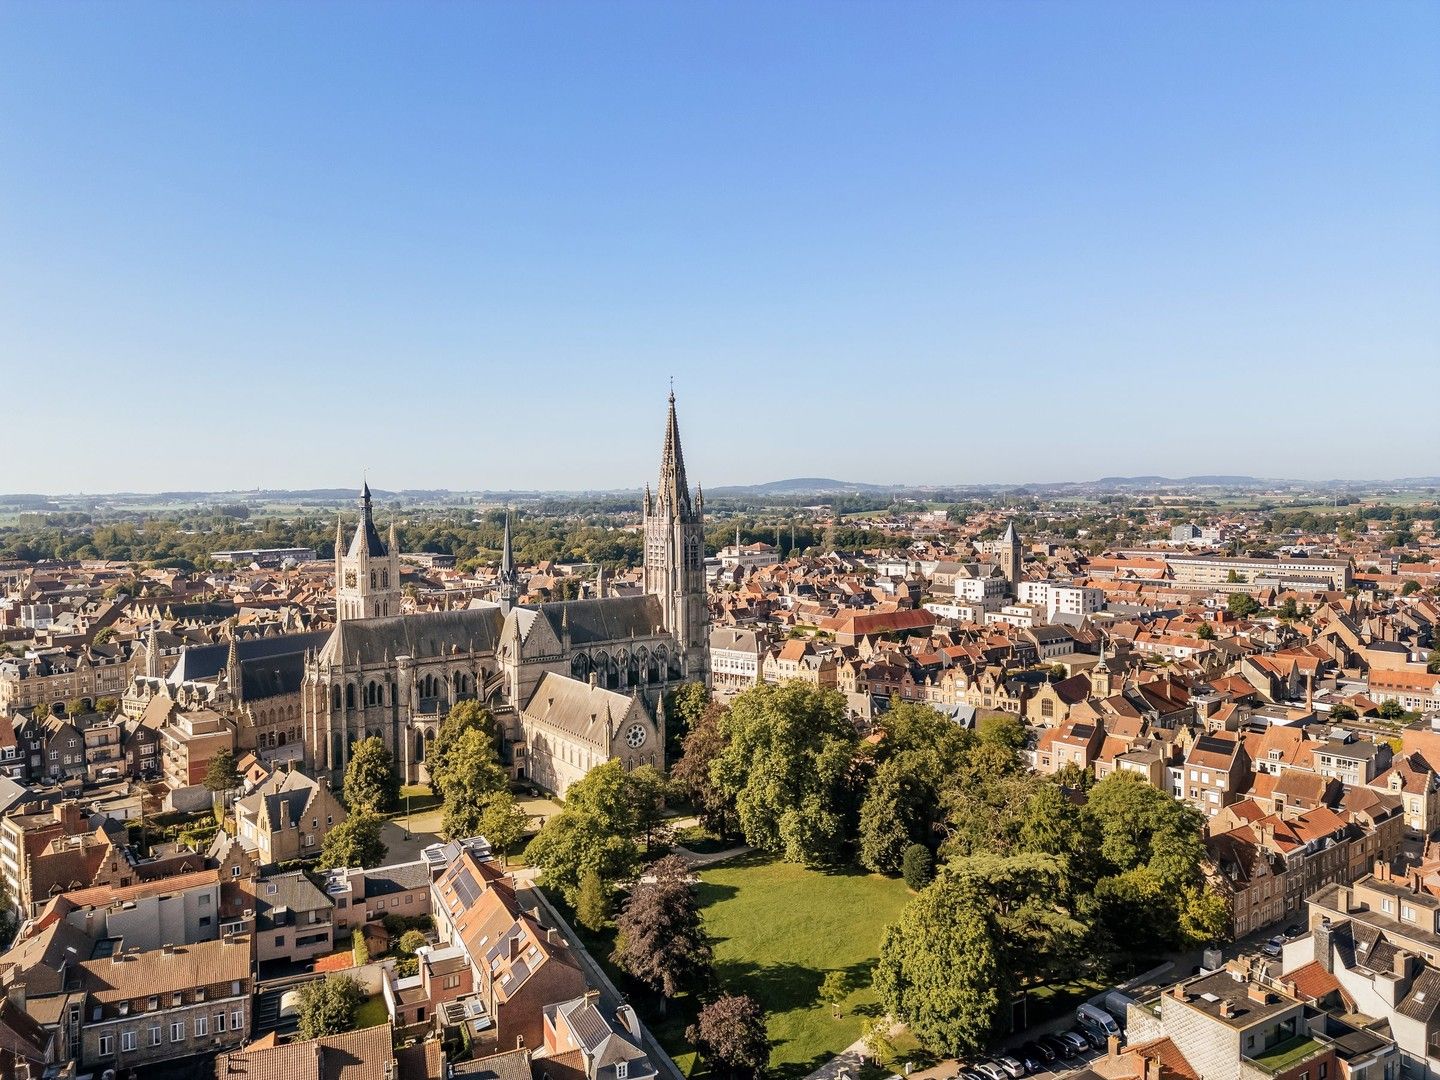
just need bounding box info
[612,855,712,1013]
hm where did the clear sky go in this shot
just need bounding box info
[2,1,1437,494]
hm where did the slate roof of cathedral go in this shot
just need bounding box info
[319,608,506,665]
[523,672,641,749]
[536,595,667,646]
[168,630,330,687]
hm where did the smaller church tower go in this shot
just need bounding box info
[335,482,402,620]
[998,520,1024,595]
[497,511,519,614]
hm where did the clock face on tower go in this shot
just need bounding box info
[344,571,357,588]
[624,723,647,749]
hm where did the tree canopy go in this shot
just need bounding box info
[526,761,669,903]
[318,811,388,870]
[710,683,859,866]
[343,736,400,814]
[295,974,365,1040]
[612,854,713,1005]
[203,748,237,793]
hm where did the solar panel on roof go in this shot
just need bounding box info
[452,867,481,908]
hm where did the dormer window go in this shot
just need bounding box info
[617,1064,628,1079]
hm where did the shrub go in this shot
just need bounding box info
[901,843,933,891]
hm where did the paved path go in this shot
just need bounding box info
[672,842,752,868]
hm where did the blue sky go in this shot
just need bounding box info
[2,1,1437,493]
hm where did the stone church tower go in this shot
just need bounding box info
[335,482,402,620]
[998,519,1023,596]
[642,391,709,683]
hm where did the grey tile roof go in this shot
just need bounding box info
[318,609,505,666]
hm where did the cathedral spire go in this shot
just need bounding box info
[658,389,694,521]
[500,512,515,583]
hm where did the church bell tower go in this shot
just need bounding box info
[335,481,402,620]
[643,390,709,683]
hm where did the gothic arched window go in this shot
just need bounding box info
[332,685,342,711]
[572,654,590,680]
[345,684,356,710]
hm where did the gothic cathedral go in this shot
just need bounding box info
[296,391,710,789]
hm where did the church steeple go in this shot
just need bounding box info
[500,512,515,583]
[497,511,519,614]
[658,389,696,522]
[642,388,709,686]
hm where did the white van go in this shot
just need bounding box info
[1077,1002,1121,1038]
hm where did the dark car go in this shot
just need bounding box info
[1285,923,1304,938]
[1071,1025,1105,1050]
[1057,1029,1091,1054]
[1011,1048,1042,1073]
[1019,1039,1056,1065]
[1039,1034,1075,1059]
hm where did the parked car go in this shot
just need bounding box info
[1057,1029,1090,1054]
[1039,1034,1075,1059]
[1019,1040,1055,1066]
[1071,1025,1106,1050]
[1011,1047,1042,1074]
[993,1055,1027,1078]
[958,1071,987,1080]
[1285,924,1304,938]
[1263,935,1285,957]
[975,1063,1008,1080]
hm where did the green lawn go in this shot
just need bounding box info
[355,995,390,1030]
[698,854,912,1077]
[548,852,911,1080]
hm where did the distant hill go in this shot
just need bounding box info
[706,478,896,496]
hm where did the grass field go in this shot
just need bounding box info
[556,852,911,1080]
[698,853,912,1077]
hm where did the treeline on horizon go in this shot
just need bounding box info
[0,508,901,573]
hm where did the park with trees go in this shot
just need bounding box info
[505,681,1229,1074]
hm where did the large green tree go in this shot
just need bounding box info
[1080,771,1214,954]
[295,974,365,1039]
[477,789,531,865]
[318,811,388,870]
[429,700,498,789]
[526,761,657,903]
[343,736,400,814]
[874,869,1005,1058]
[436,728,509,840]
[859,703,976,874]
[710,683,859,866]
